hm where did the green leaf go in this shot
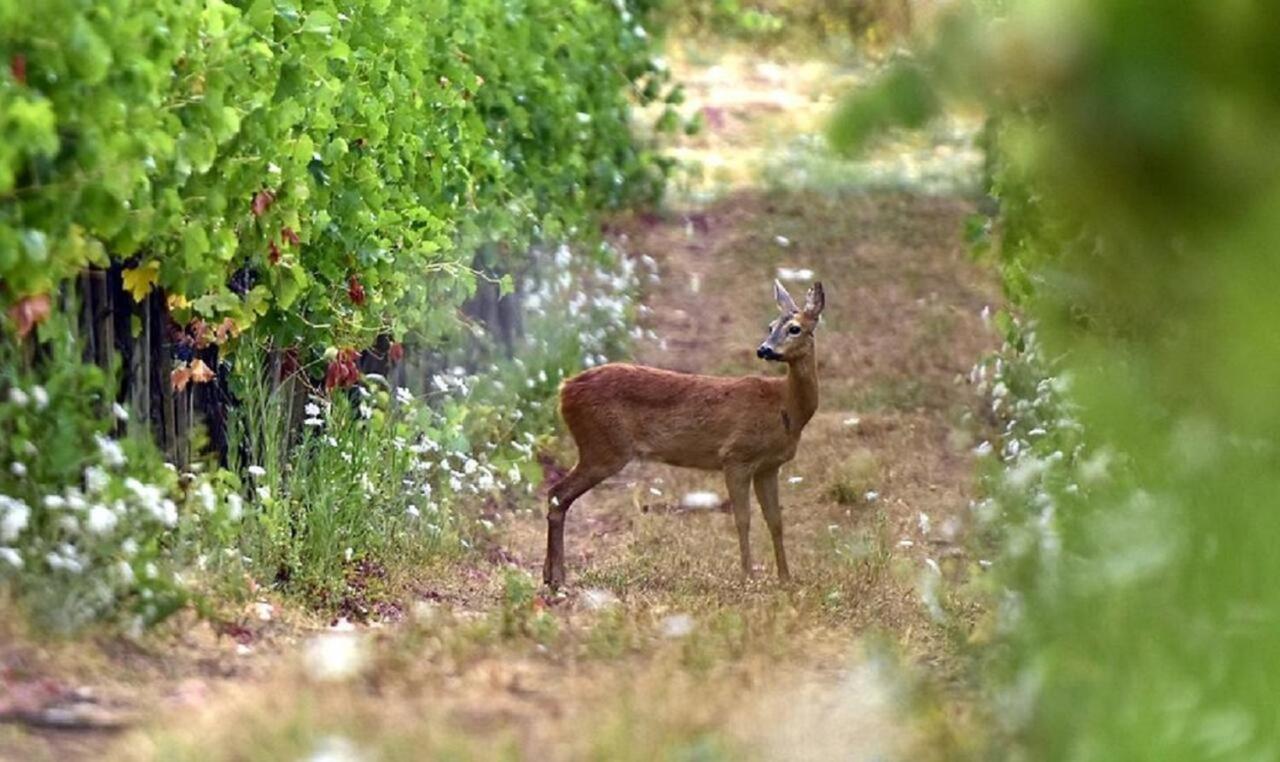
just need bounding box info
[302,11,336,35]
[68,18,113,85]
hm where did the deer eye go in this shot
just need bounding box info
[788,325,802,335]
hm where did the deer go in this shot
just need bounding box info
[543,279,825,589]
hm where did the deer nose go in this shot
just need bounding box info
[757,345,776,360]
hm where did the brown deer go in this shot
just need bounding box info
[543,279,825,589]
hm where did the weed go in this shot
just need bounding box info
[826,448,881,506]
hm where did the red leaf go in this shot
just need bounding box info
[171,365,193,392]
[189,358,215,384]
[7,294,51,338]
[347,276,366,306]
[387,342,404,364]
[190,318,211,349]
[281,227,300,246]
[268,240,281,264]
[251,190,275,217]
[10,54,26,86]
[214,318,238,345]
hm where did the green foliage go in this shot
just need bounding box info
[835,2,1280,759]
[0,0,671,359]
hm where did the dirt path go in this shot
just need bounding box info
[2,54,999,762]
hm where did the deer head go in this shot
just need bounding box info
[757,279,825,363]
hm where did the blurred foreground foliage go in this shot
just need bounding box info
[834,1,1280,759]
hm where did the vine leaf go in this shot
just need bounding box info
[122,261,160,302]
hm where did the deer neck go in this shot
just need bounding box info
[784,351,819,433]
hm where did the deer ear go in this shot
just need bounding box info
[804,281,825,318]
[774,279,799,314]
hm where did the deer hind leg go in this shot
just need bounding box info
[753,468,790,582]
[544,456,626,589]
[724,466,755,578]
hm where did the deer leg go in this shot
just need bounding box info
[753,468,790,582]
[544,459,623,589]
[724,466,755,578]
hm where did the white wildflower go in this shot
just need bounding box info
[305,402,322,417]
[95,434,126,467]
[0,496,31,541]
[0,547,22,568]
[112,402,129,421]
[304,417,324,427]
[226,492,244,521]
[7,387,29,407]
[84,465,110,494]
[160,499,178,527]
[197,482,217,513]
[31,386,49,410]
[248,465,267,478]
[87,503,119,535]
[10,462,27,478]
[43,494,67,509]
[463,458,478,475]
[116,560,135,584]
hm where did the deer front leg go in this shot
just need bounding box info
[753,468,790,582]
[724,466,755,578]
